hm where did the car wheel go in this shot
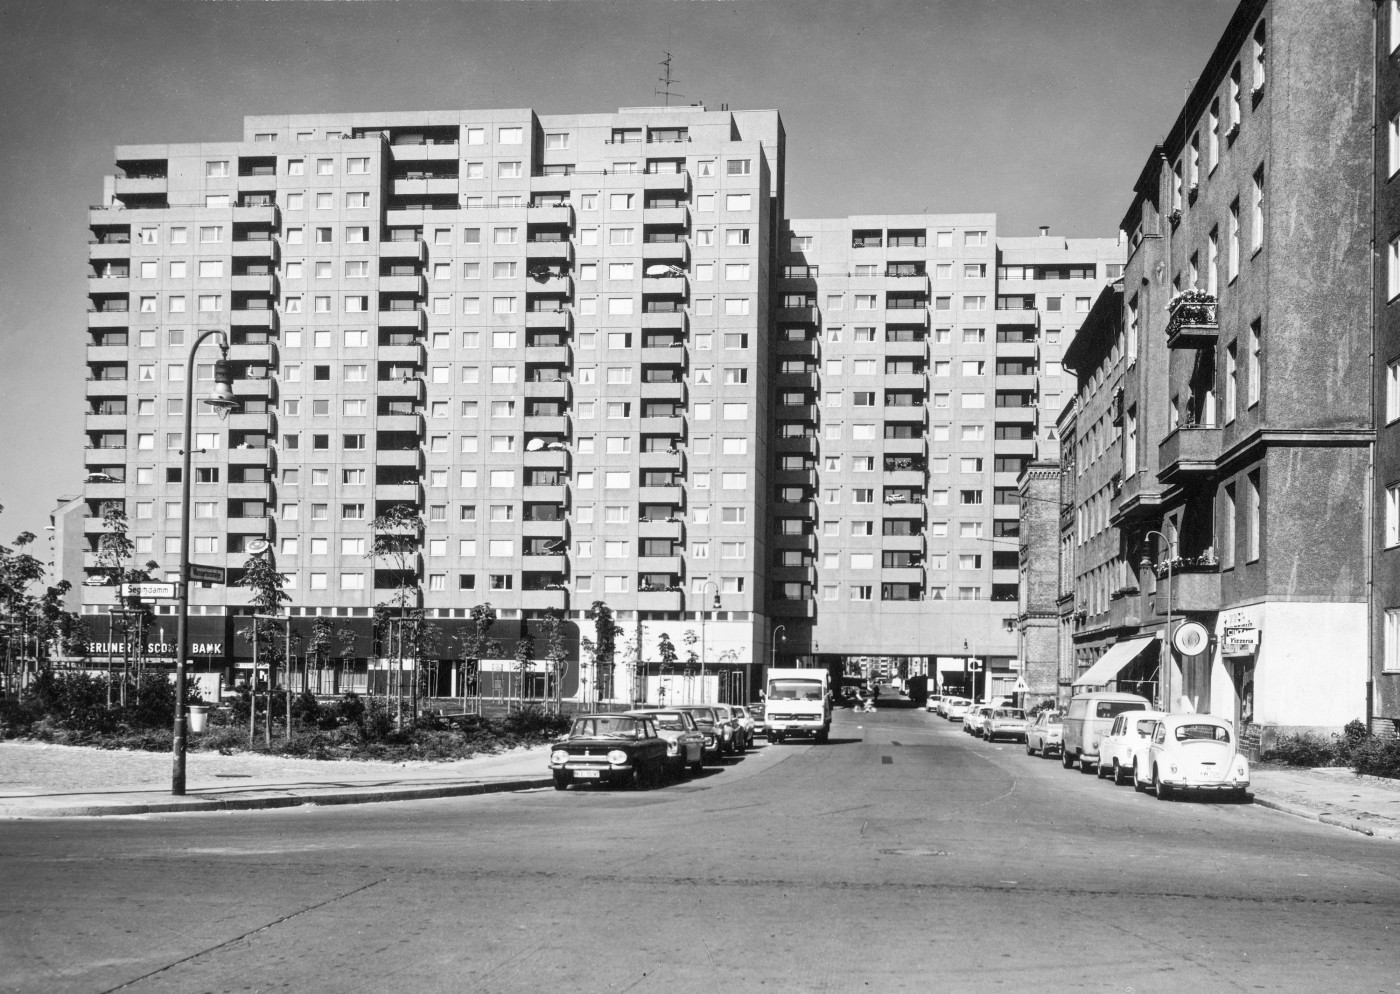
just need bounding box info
[1133,762,1146,792]
[1026,741,1036,756]
[1096,759,1110,779]
[1061,748,1075,770]
[815,728,829,744]
[1080,756,1096,775]
[553,772,569,791]
[770,733,783,744]
[1154,767,1172,801]
[1113,762,1128,786]
[690,754,704,774]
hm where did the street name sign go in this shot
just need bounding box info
[118,582,176,599]
[187,563,226,585]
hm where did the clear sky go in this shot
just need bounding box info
[0,0,1237,548]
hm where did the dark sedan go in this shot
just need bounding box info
[549,714,671,790]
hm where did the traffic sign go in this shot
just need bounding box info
[119,582,176,599]
[1172,621,1210,655]
[187,563,226,585]
[1014,675,1029,693]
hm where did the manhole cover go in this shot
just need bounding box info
[879,848,951,857]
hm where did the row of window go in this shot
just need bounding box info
[790,230,989,252]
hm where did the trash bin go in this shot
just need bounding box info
[187,705,210,734]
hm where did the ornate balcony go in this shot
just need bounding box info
[1165,291,1218,349]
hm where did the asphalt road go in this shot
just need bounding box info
[3,704,1398,994]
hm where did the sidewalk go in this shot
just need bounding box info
[0,741,554,818]
[1248,766,1400,840]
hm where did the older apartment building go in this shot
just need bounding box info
[79,103,1129,702]
[1047,0,1374,750]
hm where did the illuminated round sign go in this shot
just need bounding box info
[1171,621,1210,656]
[247,539,271,556]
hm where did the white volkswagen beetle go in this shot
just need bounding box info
[1135,713,1250,800]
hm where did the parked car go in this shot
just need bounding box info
[626,708,705,777]
[944,697,972,721]
[1135,713,1250,800]
[1024,711,1064,757]
[1096,710,1166,785]
[984,707,1029,743]
[549,713,670,790]
[925,695,943,713]
[1061,691,1152,773]
[712,704,749,752]
[672,705,725,760]
[732,705,759,744]
[966,704,995,737]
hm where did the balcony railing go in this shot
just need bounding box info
[1165,291,1219,348]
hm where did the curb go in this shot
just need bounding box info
[0,776,555,819]
[1250,793,1400,841]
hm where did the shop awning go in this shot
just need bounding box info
[1071,636,1156,690]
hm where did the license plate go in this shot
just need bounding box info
[575,770,600,779]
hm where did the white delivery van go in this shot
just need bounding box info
[763,668,831,744]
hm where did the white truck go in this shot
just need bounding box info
[763,667,831,744]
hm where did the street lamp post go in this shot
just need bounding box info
[171,330,239,795]
[1140,529,1175,714]
[699,580,720,704]
[771,624,786,670]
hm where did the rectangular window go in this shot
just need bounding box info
[1228,199,1240,282]
[1225,342,1238,423]
[1389,359,1400,424]
[1247,469,1261,561]
[1222,483,1237,570]
[1387,609,1400,672]
[1248,320,1262,407]
[1251,167,1264,253]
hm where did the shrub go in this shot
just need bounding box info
[1263,732,1343,768]
[501,705,569,738]
[291,689,322,726]
[1351,737,1400,779]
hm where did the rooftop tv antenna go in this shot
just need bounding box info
[655,53,685,107]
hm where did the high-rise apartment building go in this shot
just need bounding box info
[78,104,1125,704]
[771,219,1121,695]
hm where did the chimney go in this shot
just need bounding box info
[1039,226,1050,238]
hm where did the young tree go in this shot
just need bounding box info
[406,613,442,719]
[513,619,536,713]
[656,632,678,706]
[368,504,424,724]
[585,601,617,705]
[539,609,568,714]
[0,518,49,695]
[238,552,291,740]
[457,602,500,714]
[306,616,334,695]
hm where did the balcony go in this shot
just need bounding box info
[994,406,1037,424]
[525,240,574,264]
[232,273,279,296]
[228,342,278,365]
[524,378,570,402]
[640,345,687,367]
[85,379,128,398]
[389,140,460,162]
[230,204,280,227]
[226,516,274,536]
[996,374,1038,393]
[229,309,279,332]
[376,448,423,470]
[87,274,130,294]
[1110,472,1166,527]
[993,438,1036,458]
[231,239,279,263]
[376,413,423,434]
[521,588,570,611]
[376,379,424,401]
[391,177,459,197]
[1150,567,1222,615]
[883,405,926,423]
[773,338,819,359]
[1165,292,1218,349]
[378,309,426,332]
[379,239,427,264]
[776,306,819,325]
[643,171,690,194]
[526,204,574,227]
[84,344,128,364]
[523,483,568,504]
[525,344,572,367]
[771,532,815,552]
[883,372,927,392]
[882,566,925,586]
[640,311,688,332]
[642,205,689,227]
[84,482,127,502]
[995,340,1039,361]
[639,449,685,472]
[638,484,684,505]
[227,447,273,467]
[521,552,567,573]
[524,446,570,471]
[638,518,684,541]
[227,481,272,501]
[774,435,817,455]
[88,240,131,261]
[883,469,926,489]
[375,482,422,503]
[776,403,818,423]
[639,415,685,436]
[380,274,427,296]
[881,533,926,554]
[84,412,128,431]
[637,590,684,612]
[883,338,928,360]
[526,273,573,296]
[642,275,686,297]
[522,517,568,539]
[87,311,131,329]
[1157,426,1222,483]
[772,467,817,488]
[525,309,572,332]
[378,342,426,366]
[642,240,689,265]
[227,411,275,433]
[638,555,684,576]
[523,414,570,435]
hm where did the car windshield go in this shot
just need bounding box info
[769,679,825,701]
[1045,713,1063,725]
[1096,701,1147,719]
[1134,719,1158,736]
[686,708,715,722]
[640,712,687,730]
[1175,723,1231,743]
[570,716,643,739]
[994,709,1025,719]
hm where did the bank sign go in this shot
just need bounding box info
[88,640,225,657]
